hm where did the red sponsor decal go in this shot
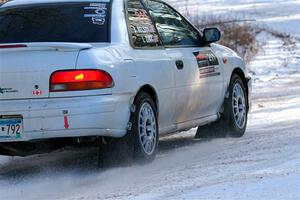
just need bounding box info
[32,90,42,96]
[134,10,148,18]
[196,53,207,61]
[223,58,228,64]
[64,116,69,129]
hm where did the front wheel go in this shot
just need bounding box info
[196,74,248,138]
[225,74,248,137]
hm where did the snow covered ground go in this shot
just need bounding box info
[0,0,300,199]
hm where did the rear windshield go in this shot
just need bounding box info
[0,2,111,43]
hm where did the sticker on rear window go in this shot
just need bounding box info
[131,24,156,34]
[143,34,159,43]
[133,9,148,18]
[84,3,108,25]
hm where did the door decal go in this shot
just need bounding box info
[193,51,220,78]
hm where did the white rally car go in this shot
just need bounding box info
[0,0,251,162]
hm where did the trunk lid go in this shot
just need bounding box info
[0,43,92,100]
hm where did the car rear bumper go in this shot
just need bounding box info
[0,94,131,143]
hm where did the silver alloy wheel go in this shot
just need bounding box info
[232,82,247,129]
[138,102,157,155]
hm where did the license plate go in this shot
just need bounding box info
[0,118,23,139]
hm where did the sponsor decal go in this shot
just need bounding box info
[193,51,219,68]
[63,110,70,129]
[134,9,149,18]
[199,66,216,74]
[92,17,106,25]
[32,90,43,96]
[199,66,221,78]
[32,85,42,96]
[0,87,18,94]
[84,3,108,25]
[193,51,220,78]
[142,34,159,43]
[64,116,69,129]
[131,24,155,34]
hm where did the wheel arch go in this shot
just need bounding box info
[231,68,248,96]
[133,84,159,113]
[229,67,251,111]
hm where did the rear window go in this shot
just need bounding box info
[0,2,111,43]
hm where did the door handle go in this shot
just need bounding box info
[176,60,184,70]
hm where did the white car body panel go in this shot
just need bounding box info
[0,0,251,143]
[0,48,80,100]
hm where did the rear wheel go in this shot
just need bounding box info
[99,92,158,167]
[131,92,159,163]
[196,74,248,138]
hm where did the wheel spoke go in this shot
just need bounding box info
[140,131,147,138]
[234,111,239,117]
[138,102,157,155]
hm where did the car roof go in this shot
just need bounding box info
[1,0,111,8]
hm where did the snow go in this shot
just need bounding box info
[1,0,300,199]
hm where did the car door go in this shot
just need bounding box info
[126,0,178,132]
[145,0,224,123]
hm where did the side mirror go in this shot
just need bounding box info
[203,28,221,43]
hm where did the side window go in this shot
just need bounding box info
[127,0,162,48]
[144,0,201,47]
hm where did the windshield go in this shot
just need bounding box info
[0,2,111,43]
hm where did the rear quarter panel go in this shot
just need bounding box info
[76,44,177,132]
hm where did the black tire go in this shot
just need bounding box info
[98,136,134,168]
[195,118,226,138]
[195,74,248,138]
[98,92,158,167]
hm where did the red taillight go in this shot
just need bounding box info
[0,44,27,49]
[50,69,114,92]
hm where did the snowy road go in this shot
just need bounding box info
[1,0,300,199]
